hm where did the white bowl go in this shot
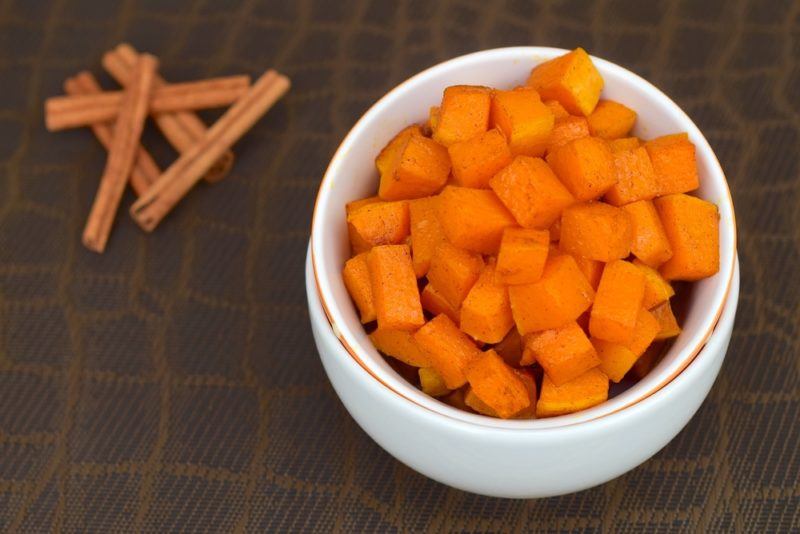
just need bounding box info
[308,246,739,498]
[310,47,736,428]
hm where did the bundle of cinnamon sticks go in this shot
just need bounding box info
[46,43,290,253]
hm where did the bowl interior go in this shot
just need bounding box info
[311,47,736,429]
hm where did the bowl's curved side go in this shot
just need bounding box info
[307,246,740,498]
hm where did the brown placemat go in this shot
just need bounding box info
[0,0,797,531]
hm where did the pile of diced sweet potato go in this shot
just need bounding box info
[342,48,720,419]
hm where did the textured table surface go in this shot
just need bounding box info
[0,0,798,531]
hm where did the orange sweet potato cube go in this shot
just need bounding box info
[437,186,516,254]
[409,196,446,277]
[495,227,550,285]
[376,125,420,176]
[464,386,499,417]
[433,85,492,146]
[544,99,569,119]
[413,314,482,389]
[587,100,637,139]
[420,283,461,324]
[610,137,641,152]
[427,241,484,310]
[633,341,664,379]
[347,200,410,253]
[592,339,638,383]
[346,196,380,254]
[370,328,431,368]
[546,116,590,154]
[624,308,660,356]
[651,301,681,340]
[511,369,538,419]
[604,146,658,206]
[546,136,616,201]
[494,328,524,367]
[654,194,720,281]
[508,254,595,334]
[623,200,673,267]
[427,106,440,135]
[489,156,575,229]
[527,48,604,117]
[378,133,450,200]
[536,367,609,417]
[465,350,531,418]
[460,261,515,343]
[419,367,450,397]
[590,260,646,343]
[559,202,633,262]
[490,87,555,156]
[367,245,424,331]
[573,256,604,290]
[645,134,700,195]
[634,259,675,309]
[521,321,600,385]
[342,252,376,323]
[448,128,513,188]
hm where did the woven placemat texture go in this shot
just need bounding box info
[0,0,797,531]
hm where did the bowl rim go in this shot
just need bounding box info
[310,46,737,429]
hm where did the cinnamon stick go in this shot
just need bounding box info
[83,54,158,253]
[63,71,160,196]
[103,43,234,183]
[130,69,290,231]
[46,75,251,131]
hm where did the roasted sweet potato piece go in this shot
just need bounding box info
[367,245,424,331]
[427,106,441,135]
[610,137,640,152]
[494,328,524,367]
[419,367,450,396]
[592,339,638,383]
[495,227,550,285]
[522,321,600,385]
[624,308,660,357]
[546,116,590,154]
[490,87,555,156]
[489,156,575,229]
[508,254,595,334]
[420,283,461,324]
[427,241,484,310]
[654,194,720,281]
[464,386,499,417]
[604,146,658,206]
[437,186,516,254]
[559,202,633,262]
[645,133,700,195]
[433,85,492,146]
[414,314,482,389]
[623,200,673,267]
[651,300,681,340]
[376,125,421,177]
[536,367,609,417]
[448,128,513,188]
[590,260,646,343]
[587,100,637,139]
[460,261,514,343]
[342,252,376,323]
[634,259,675,309]
[632,341,664,379]
[378,133,450,200]
[409,196,446,277]
[573,256,604,290]
[465,350,531,418]
[544,99,569,119]
[546,136,616,201]
[370,328,431,367]
[346,196,381,254]
[347,200,410,253]
[526,47,604,117]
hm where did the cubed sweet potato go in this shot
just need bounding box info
[495,227,550,285]
[414,314,482,389]
[419,367,450,396]
[489,156,575,229]
[494,328,524,367]
[651,301,681,340]
[592,339,638,383]
[347,200,410,253]
[522,321,600,385]
[427,106,440,135]
[370,328,431,367]
[376,125,421,178]
[573,256,604,290]
[559,202,633,262]
[346,196,381,254]
[633,341,664,379]
[544,99,569,119]
[546,136,616,201]
[546,116,590,154]
[624,308,660,357]
[508,254,595,334]
[604,146,658,206]
[448,128,513,188]
[536,367,609,417]
[378,133,450,200]
[367,245,424,331]
[464,386,499,417]
[623,200,673,267]
[654,194,720,281]
[420,283,461,324]
[610,137,640,152]
[342,252,376,323]
[460,261,514,343]
[589,260,646,343]
[634,259,675,309]
[433,85,492,146]
[466,350,531,418]
[526,47,604,117]
[409,196,446,277]
[437,186,516,254]
[587,100,637,139]
[490,87,555,156]
[645,133,700,195]
[427,241,484,310]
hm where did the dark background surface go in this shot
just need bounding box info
[0,0,798,531]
